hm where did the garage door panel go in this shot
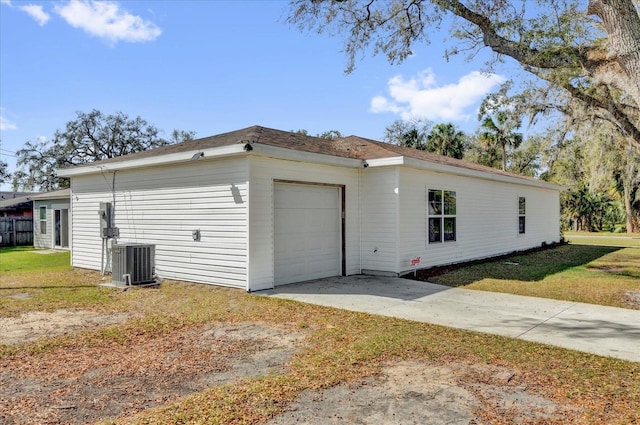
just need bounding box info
[274,183,341,286]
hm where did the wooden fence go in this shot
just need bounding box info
[0,217,33,247]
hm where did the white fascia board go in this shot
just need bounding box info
[364,157,405,167]
[402,157,565,190]
[249,143,364,168]
[56,144,247,177]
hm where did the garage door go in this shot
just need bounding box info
[274,183,341,286]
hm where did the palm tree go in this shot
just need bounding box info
[425,123,466,159]
[398,128,426,150]
[479,111,523,170]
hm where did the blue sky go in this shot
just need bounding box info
[1,0,511,190]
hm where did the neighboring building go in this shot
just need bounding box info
[32,189,71,249]
[57,126,563,291]
[0,191,35,217]
[0,189,70,248]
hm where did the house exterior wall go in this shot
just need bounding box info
[247,156,361,291]
[395,167,561,275]
[66,152,561,289]
[33,199,70,249]
[359,167,399,274]
[69,157,249,288]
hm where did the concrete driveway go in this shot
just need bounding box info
[259,275,640,363]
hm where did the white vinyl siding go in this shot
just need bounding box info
[247,156,360,291]
[69,157,249,288]
[359,167,399,274]
[396,167,560,275]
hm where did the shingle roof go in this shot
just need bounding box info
[0,189,70,209]
[66,125,552,186]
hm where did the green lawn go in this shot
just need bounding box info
[424,242,640,308]
[1,245,639,424]
[564,231,640,247]
[0,247,110,316]
[0,247,71,273]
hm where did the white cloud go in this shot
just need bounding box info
[0,112,17,131]
[371,69,506,122]
[18,4,50,26]
[0,0,12,6]
[54,0,162,45]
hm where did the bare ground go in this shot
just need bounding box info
[0,309,132,345]
[0,313,306,424]
[268,361,581,425]
[0,310,585,424]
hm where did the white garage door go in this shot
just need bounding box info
[274,183,341,286]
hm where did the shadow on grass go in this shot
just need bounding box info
[0,286,98,290]
[410,244,622,286]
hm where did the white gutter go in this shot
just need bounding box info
[57,142,366,177]
[363,156,405,167]
[57,144,248,177]
[400,157,565,190]
[56,140,564,191]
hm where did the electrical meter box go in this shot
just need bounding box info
[99,202,112,238]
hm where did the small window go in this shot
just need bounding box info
[518,197,526,234]
[428,189,456,243]
[39,206,47,234]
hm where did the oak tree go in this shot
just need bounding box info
[288,0,640,148]
[0,160,9,185]
[14,109,195,191]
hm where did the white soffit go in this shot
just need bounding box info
[401,157,565,190]
[56,144,248,177]
[249,143,364,168]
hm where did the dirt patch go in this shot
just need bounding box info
[0,321,306,424]
[588,266,626,273]
[0,309,132,345]
[0,311,588,424]
[268,361,581,425]
[624,290,640,309]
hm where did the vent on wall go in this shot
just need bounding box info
[111,244,155,285]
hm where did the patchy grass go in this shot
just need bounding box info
[421,244,640,308]
[1,261,639,424]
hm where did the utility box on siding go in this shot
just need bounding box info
[111,244,155,285]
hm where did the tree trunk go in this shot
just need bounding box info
[624,185,639,233]
[501,143,507,171]
[588,0,640,107]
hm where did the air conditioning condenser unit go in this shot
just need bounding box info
[111,243,155,285]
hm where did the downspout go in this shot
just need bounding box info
[111,171,118,245]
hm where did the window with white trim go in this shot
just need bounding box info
[428,189,456,243]
[39,206,47,234]
[518,197,526,234]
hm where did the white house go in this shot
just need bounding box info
[32,189,71,250]
[57,126,562,291]
[0,189,70,249]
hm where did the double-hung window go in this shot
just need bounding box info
[518,197,526,234]
[39,206,47,234]
[428,189,456,243]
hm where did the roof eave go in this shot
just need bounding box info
[56,144,248,177]
[401,157,565,190]
[249,143,364,168]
